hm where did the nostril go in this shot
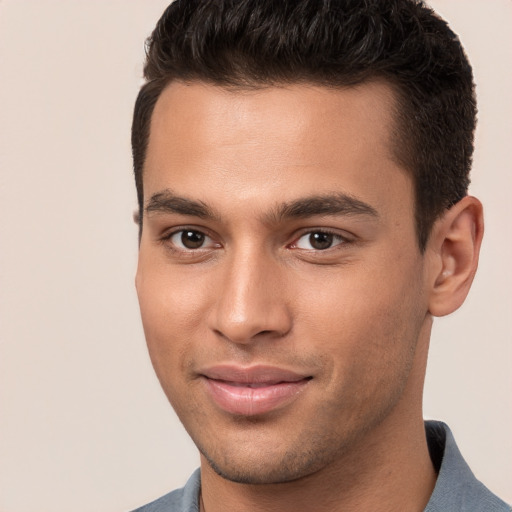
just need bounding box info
[257,330,273,336]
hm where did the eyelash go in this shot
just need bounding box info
[160,227,350,254]
[289,229,348,251]
[160,228,219,253]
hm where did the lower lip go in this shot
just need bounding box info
[203,378,310,416]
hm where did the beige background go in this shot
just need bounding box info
[0,1,510,511]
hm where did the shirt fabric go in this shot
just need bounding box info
[132,421,510,511]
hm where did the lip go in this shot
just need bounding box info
[199,365,312,416]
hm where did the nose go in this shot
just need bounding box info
[208,249,293,345]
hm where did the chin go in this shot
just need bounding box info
[198,434,339,485]
[204,457,313,485]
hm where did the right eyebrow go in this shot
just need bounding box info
[145,190,220,221]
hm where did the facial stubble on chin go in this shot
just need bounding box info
[199,422,345,485]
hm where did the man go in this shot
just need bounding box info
[131,0,510,511]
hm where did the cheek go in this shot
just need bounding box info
[295,258,425,380]
[136,260,210,380]
[136,268,211,422]
[137,254,210,326]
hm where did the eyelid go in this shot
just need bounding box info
[158,225,353,253]
[289,228,350,251]
[160,226,222,251]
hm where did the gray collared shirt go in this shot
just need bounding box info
[132,421,510,511]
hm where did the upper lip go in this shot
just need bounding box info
[199,365,311,385]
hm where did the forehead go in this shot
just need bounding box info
[144,80,412,218]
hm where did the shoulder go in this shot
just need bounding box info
[130,469,201,512]
[424,421,511,512]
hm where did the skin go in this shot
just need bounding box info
[136,81,483,512]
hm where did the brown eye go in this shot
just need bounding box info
[309,232,334,250]
[181,230,205,249]
[294,231,345,250]
[169,229,209,249]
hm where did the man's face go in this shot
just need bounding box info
[136,81,432,484]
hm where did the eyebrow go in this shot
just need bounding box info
[145,189,378,223]
[145,190,220,220]
[268,193,379,223]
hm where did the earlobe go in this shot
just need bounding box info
[427,196,484,317]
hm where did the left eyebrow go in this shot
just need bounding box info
[266,193,379,223]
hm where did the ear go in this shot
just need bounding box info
[427,196,484,317]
